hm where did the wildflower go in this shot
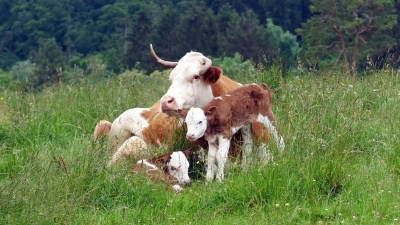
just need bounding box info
[196,161,200,165]
[285,203,290,207]
[275,204,280,207]
[352,216,357,220]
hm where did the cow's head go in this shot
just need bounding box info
[166,151,191,185]
[150,44,221,116]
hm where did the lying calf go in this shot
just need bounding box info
[180,83,284,182]
[131,149,192,192]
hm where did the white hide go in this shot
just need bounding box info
[108,108,149,142]
[184,107,208,141]
[161,52,214,110]
[167,151,191,185]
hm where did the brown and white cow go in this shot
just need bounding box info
[131,149,192,192]
[93,102,183,166]
[180,84,284,182]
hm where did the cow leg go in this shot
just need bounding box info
[216,136,230,182]
[240,124,253,168]
[206,141,218,181]
[108,136,147,167]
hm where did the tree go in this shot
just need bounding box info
[259,0,311,34]
[224,9,270,64]
[124,4,155,72]
[266,19,300,67]
[176,0,219,55]
[297,0,397,75]
[34,38,65,87]
[151,4,181,65]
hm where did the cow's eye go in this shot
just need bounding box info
[170,166,176,171]
[193,75,200,80]
[197,121,202,125]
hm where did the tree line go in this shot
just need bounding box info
[0,0,399,88]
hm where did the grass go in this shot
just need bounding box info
[0,67,399,224]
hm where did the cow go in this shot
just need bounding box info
[131,149,192,192]
[93,103,192,166]
[150,44,284,164]
[179,83,284,182]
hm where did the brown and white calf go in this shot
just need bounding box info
[131,149,192,192]
[180,83,285,182]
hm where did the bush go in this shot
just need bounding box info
[212,53,257,78]
[0,69,17,91]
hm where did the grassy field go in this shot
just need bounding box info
[0,66,399,224]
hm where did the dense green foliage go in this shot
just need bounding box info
[297,0,397,75]
[1,1,302,78]
[2,0,400,88]
[0,62,399,224]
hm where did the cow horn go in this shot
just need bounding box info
[150,44,178,68]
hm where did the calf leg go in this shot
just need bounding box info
[240,124,253,168]
[108,136,147,166]
[216,136,230,182]
[206,141,218,181]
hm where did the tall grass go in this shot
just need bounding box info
[0,67,399,224]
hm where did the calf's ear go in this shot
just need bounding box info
[202,66,221,84]
[157,154,172,165]
[205,106,218,119]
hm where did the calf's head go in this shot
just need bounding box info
[183,106,218,141]
[166,151,191,185]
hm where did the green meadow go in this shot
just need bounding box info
[0,65,399,224]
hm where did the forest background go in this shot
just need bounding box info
[1,0,400,90]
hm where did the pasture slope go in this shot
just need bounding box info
[0,68,399,224]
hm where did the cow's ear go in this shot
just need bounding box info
[205,106,218,118]
[178,109,188,119]
[202,66,221,84]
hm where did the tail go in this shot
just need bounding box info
[93,120,112,142]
